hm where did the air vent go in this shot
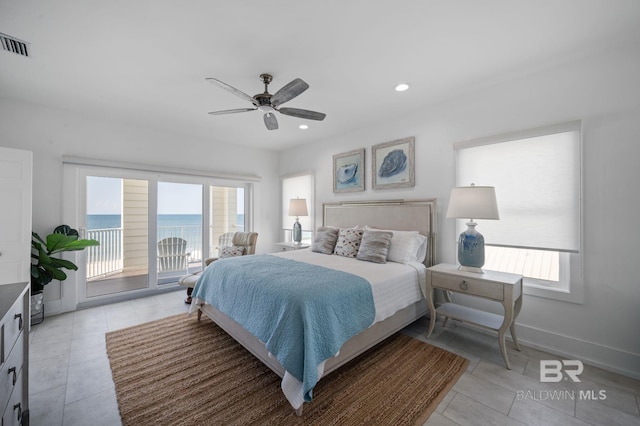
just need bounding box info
[1,32,30,57]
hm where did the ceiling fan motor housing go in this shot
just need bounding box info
[254,93,272,105]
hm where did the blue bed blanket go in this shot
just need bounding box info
[191,254,375,402]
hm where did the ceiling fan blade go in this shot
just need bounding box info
[263,112,278,130]
[206,78,257,106]
[208,108,256,115]
[278,107,326,121]
[271,78,309,107]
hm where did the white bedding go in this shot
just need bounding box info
[269,248,427,409]
[270,249,426,324]
[192,248,427,411]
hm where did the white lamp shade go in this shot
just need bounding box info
[288,198,308,217]
[446,186,499,220]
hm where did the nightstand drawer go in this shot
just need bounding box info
[431,272,504,301]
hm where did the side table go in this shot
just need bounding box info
[426,263,523,369]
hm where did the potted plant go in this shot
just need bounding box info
[30,225,99,324]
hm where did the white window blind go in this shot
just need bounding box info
[281,173,313,232]
[454,121,581,253]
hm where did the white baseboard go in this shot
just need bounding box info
[41,299,62,317]
[516,323,640,381]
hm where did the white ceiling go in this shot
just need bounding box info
[2,1,640,151]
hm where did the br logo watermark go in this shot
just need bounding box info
[540,360,583,382]
[515,359,608,402]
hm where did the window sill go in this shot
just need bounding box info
[523,279,583,304]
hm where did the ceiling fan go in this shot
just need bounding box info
[206,74,326,130]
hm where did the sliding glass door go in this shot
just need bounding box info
[157,182,203,284]
[65,165,251,306]
[85,176,150,297]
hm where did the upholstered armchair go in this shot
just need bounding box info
[179,231,258,304]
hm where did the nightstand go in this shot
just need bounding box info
[426,263,523,369]
[275,242,310,252]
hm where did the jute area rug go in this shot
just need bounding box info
[106,314,468,426]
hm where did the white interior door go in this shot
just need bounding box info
[0,147,32,285]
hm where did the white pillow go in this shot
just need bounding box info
[410,234,429,263]
[364,226,418,264]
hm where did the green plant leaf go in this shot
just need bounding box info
[36,246,52,265]
[54,225,78,237]
[43,265,68,281]
[46,233,78,252]
[32,231,46,246]
[48,257,78,270]
[46,233,99,254]
[55,239,100,252]
[31,225,100,290]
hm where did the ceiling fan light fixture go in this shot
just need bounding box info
[395,83,410,92]
[258,105,275,113]
[299,124,309,130]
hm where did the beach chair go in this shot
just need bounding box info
[157,237,190,273]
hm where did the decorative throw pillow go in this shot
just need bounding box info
[220,245,245,258]
[364,226,419,264]
[334,228,365,258]
[356,230,393,263]
[311,227,340,254]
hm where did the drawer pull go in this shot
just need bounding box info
[15,312,23,331]
[8,366,17,385]
[14,402,22,421]
[460,280,469,291]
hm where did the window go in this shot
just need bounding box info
[454,121,582,302]
[281,173,314,243]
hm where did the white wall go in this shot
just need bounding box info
[0,99,280,310]
[279,38,640,378]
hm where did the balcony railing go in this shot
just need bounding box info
[87,225,207,280]
[87,228,123,280]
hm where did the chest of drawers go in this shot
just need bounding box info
[1,282,29,426]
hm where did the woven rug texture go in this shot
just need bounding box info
[106,314,468,426]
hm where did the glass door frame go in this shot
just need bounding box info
[63,165,159,308]
[62,162,253,311]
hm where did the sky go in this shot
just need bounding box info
[86,177,242,215]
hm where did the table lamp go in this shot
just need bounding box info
[446,184,499,273]
[288,198,308,244]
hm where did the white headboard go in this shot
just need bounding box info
[322,199,437,267]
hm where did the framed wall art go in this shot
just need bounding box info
[333,148,365,193]
[372,137,415,190]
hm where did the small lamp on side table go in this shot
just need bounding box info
[288,198,308,244]
[446,184,499,273]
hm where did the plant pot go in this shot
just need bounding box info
[31,291,44,325]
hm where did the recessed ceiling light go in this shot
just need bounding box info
[299,124,309,130]
[395,83,409,92]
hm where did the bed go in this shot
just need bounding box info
[189,199,436,415]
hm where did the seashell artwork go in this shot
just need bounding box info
[372,137,415,190]
[337,163,358,184]
[378,149,407,178]
[333,148,365,193]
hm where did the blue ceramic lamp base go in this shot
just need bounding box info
[457,221,485,273]
[292,218,302,243]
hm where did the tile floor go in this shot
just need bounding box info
[29,289,640,426]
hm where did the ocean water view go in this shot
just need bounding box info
[87,214,245,230]
[87,214,204,229]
